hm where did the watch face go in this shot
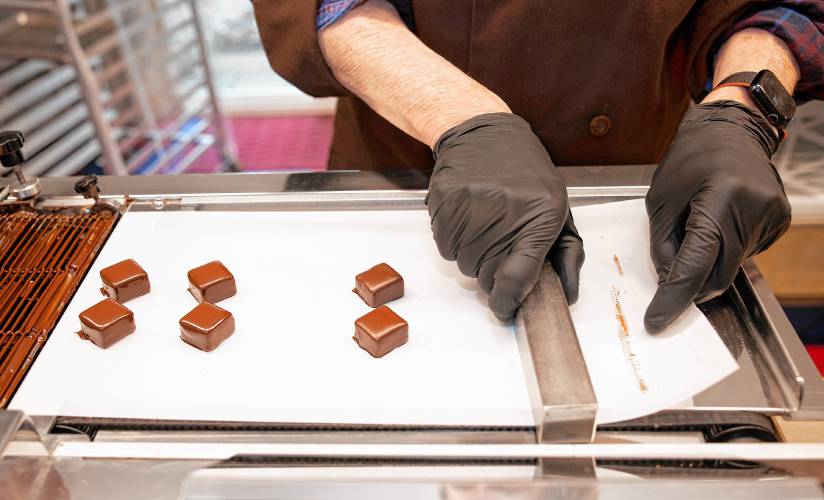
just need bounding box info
[751,70,795,127]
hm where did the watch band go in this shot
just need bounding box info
[715,71,758,89]
[712,71,787,142]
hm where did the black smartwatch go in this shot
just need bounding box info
[715,69,795,132]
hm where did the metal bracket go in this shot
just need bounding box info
[738,262,824,419]
[516,264,597,443]
[0,410,23,458]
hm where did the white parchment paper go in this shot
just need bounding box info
[11,210,533,425]
[11,201,737,426]
[569,199,738,424]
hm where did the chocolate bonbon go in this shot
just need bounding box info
[353,263,404,307]
[354,305,408,358]
[179,302,235,352]
[99,259,150,303]
[77,298,135,349]
[187,260,236,303]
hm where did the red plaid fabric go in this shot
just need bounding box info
[317,0,363,31]
[724,2,824,102]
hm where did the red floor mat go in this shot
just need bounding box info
[189,115,334,172]
[806,346,824,376]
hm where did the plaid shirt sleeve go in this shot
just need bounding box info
[722,2,824,102]
[317,0,365,31]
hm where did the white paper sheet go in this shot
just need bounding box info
[569,199,738,424]
[11,210,534,426]
[10,201,737,426]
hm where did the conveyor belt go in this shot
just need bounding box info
[596,460,773,477]
[50,412,778,449]
[215,456,768,474]
[50,416,535,442]
[51,417,534,433]
[217,455,538,468]
[0,202,118,406]
[598,410,779,442]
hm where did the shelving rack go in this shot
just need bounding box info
[0,0,237,176]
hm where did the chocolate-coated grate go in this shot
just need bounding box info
[0,202,118,406]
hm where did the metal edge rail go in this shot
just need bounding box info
[0,409,22,458]
[14,441,824,461]
[27,187,648,210]
[516,264,597,444]
[737,262,824,419]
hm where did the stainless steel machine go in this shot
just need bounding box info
[1,163,824,499]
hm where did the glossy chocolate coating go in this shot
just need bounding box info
[354,305,408,358]
[78,298,135,349]
[187,261,236,303]
[353,263,404,308]
[100,259,150,303]
[179,302,235,352]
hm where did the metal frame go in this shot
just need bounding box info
[3,169,824,498]
[54,0,126,175]
[516,264,597,443]
[0,0,238,176]
[1,168,823,449]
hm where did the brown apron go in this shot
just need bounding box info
[252,1,770,170]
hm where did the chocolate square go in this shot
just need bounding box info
[354,305,408,358]
[179,302,235,352]
[353,263,404,307]
[187,261,236,303]
[99,259,150,303]
[77,298,135,349]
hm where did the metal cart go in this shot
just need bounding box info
[0,0,237,176]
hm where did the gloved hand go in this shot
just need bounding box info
[644,100,791,334]
[427,113,584,321]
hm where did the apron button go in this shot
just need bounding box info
[589,114,612,136]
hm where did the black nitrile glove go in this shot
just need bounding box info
[644,101,791,334]
[427,113,584,321]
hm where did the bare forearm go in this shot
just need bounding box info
[702,28,800,107]
[318,0,509,148]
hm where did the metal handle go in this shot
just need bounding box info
[515,263,598,443]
